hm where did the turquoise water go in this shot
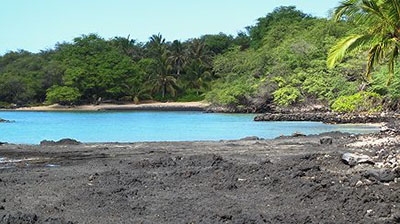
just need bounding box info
[0,111,379,144]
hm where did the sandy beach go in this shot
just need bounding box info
[0,132,400,223]
[13,102,210,112]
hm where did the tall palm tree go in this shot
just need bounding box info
[327,0,400,83]
[188,39,214,68]
[184,62,211,95]
[146,52,178,99]
[168,40,187,76]
[147,33,167,59]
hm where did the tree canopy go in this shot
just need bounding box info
[0,5,398,112]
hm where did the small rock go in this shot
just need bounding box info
[292,132,306,137]
[365,169,396,182]
[88,173,99,181]
[320,136,333,145]
[355,180,364,187]
[342,153,374,167]
[240,136,260,141]
[0,206,4,210]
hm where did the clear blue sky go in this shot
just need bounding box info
[0,0,341,55]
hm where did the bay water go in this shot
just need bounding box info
[0,111,379,144]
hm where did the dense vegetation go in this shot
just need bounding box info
[1,4,399,112]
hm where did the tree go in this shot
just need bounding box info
[45,85,81,105]
[57,34,139,102]
[201,33,234,55]
[327,0,400,83]
[110,36,145,62]
[168,40,187,76]
[187,38,214,68]
[144,56,178,99]
[147,33,166,58]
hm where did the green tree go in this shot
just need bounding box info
[168,40,187,76]
[45,85,81,105]
[56,34,139,102]
[327,0,400,83]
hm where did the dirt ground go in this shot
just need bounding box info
[0,132,399,223]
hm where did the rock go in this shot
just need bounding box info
[240,136,260,141]
[292,132,306,137]
[365,169,396,182]
[40,138,81,146]
[342,153,374,167]
[320,136,333,145]
[254,112,389,124]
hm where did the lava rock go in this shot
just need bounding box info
[320,136,333,145]
[365,169,396,182]
[40,138,81,146]
[342,153,374,167]
[240,136,260,141]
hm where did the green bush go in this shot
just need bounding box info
[177,93,205,102]
[331,91,382,113]
[46,86,81,105]
[272,86,302,106]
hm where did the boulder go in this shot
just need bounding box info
[40,138,81,146]
[320,136,333,145]
[365,169,396,182]
[342,152,374,167]
[240,136,261,141]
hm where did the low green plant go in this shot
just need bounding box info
[272,86,302,106]
[45,86,81,105]
[331,91,382,113]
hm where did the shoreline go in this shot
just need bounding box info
[6,101,210,112]
[0,132,399,223]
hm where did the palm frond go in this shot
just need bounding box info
[327,34,368,68]
[333,0,361,21]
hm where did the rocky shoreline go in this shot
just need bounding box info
[254,112,399,124]
[0,131,400,223]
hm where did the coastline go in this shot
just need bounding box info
[9,101,210,112]
[0,132,399,223]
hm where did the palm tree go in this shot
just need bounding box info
[168,40,187,76]
[147,33,166,59]
[188,39,214,68]
[184,62,211,95]
[146,52,178,99]
[327,0,400,83]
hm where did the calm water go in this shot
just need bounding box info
[0,111,379,144]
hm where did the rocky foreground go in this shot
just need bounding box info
[1,130,400,223]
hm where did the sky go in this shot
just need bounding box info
[0,0,341,55]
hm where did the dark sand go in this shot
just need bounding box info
[0,132,399,223]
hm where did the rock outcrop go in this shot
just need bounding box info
[254,112,395,124]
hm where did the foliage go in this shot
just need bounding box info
[328,0,400,83]
[272,86,301,106]
[370,64,400,99]
[0,5,397,113]
[331,91,382,113]
[45,86,81,105]
[205,47,263,107]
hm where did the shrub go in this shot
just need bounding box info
[46,86,81,105]
[331,91,382,113]
[272,86,302,106]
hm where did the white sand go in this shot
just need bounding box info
[13,102,210,111]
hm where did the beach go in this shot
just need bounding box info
[1,132,399,223]
[13,102,210,112]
